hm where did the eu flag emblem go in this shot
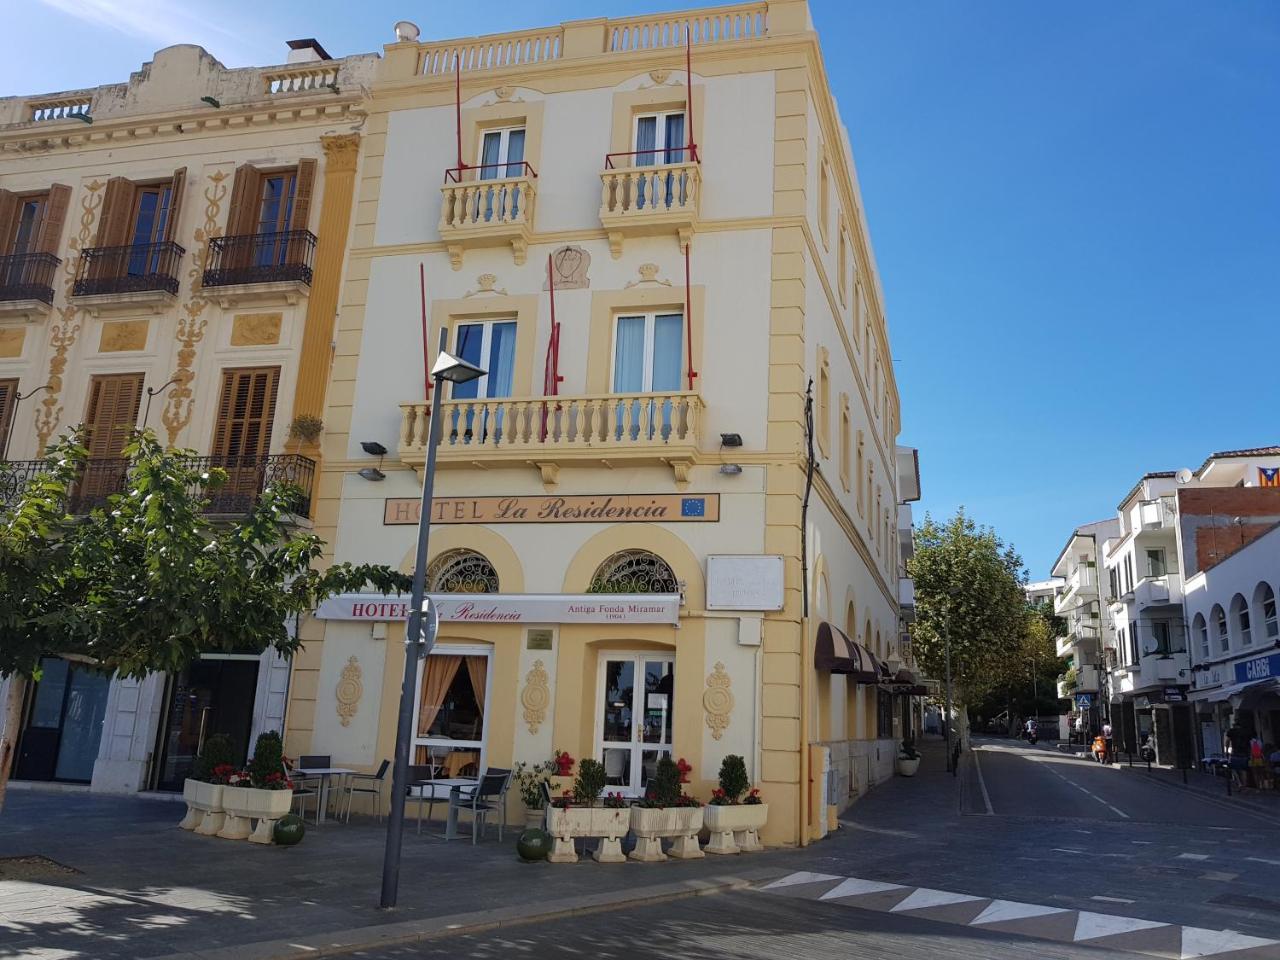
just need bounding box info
[1261,467,1280,488]
[681,497,706,517]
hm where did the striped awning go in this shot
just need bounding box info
[815,622,879,684]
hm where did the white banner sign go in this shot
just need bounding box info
[314,593,681,626]
[706,555,785,611]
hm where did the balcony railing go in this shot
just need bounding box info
[202,231,315,288]
[438,166,537,268]
[400,391,703,462]
[600,157,701,219]
[0,454,315,517]
[1139,496,1176,531]
[73,241,185,298]
[0,252,60,304]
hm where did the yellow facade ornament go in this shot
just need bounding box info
[521,659,550,734]
[464,273,507,297]
[702,661,734,740]
[335,656,363,727]
[321,133,361,173]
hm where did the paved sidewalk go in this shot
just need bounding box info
[1112,757,1280,819]
[0,789,791,960]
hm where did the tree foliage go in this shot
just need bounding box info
[907,508,1028,706]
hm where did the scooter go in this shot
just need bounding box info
[1091,735,1110,764]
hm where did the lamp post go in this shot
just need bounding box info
[379,329,485,910]
[942,584,962,774]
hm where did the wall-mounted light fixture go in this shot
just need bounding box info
[358,467,386,482]
[200,96,221,109]
[358,439,388,481]
[719,432,742,447]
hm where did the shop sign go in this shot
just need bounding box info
[315,592,681,625]
[1195,664,1226,690]
[706,555,785,611]
[526,629,553,651]
[1235,652,1280,685]
[383,494,719,526]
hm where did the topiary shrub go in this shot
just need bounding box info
[650,755,682,807]
[718,754,750,803]
[247,731,285,789]
[192,733,236,783]
[573,758,606,806]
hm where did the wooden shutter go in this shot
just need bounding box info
[96,178,134,248]
[288,159,317,233]
[226,164,262,238]
[211,366,280,458]
[36,184,70,255]
[0,190,16,253]
[165,167,187,242]
[0,378,17,456]
[83,373,143,459]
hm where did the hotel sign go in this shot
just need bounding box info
[383,494,719,526]
[315,592,681,626]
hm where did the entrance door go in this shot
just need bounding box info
[153,658,261,791]
[13,657,110,783]
[597,654,675,795]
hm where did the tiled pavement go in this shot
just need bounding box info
[761,871,1280,960]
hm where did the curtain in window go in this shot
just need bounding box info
[487,322,516,398]
[635,116,658,166]
[613,317,645,392]
[652,314,683,391]
[452,324,484,400]
[417,655,463,736]
[664,113,686,163]
[465,656,487,714]
[504,130,526,176]
[479,132,502,180]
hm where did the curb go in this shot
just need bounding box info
[146,868,778,960]
[1124,767,1280,826]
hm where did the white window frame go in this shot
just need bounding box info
[476,126,526,180]
[1215,608,1229,653]
[610,311,683,394]
[593,651,676,797]
[411,643,493,776]
[452,319,516,399]
[1264,587,1278,640]
[1144,548,1166,579]
[632,110,686,165]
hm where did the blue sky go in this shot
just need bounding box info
[5,1,1278,577]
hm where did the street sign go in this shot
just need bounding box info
[415,598,439,656]
[1075,694,1092,708]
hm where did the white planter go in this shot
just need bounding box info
[523,807,545,831]
[896,757,921,777]
[703,803,768,854]
[544,806,630,863]
[218,786,295,843]
[182,779,225,836]
[629,806,705,861]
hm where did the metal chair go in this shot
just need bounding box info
[297,755,335,816]
[405,763,445,834]
[298,754,331,769]
[450,769,512,844]
[342,759,390,822]
[287,764,322,825]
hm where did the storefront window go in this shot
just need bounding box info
[14,657,110,784]
[876,688,894,739]
[414,650,489,778]
[588,550,678,594]
[427,549,499,593]
[598,654,674,794]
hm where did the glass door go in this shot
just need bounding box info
[153,658,260,791]
[412,647,490,779]
[597,654,675,796]
[477,127,526,220]
[612,312,683,440]
[633,112,686,208]
[13,657,110,784]
[450,321,516,444]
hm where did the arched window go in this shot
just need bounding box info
[588,549,678,594]
[427,549,499,593]
[1231,593,1252,647]
[1255,583,1278,642]
[1212,604,1229,653]
[1193,613,1208,661]
[845,600,857,641]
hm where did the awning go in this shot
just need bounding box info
[815,622,879,683]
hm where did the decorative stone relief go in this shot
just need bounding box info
[625,262,672,288]
[648,70,672,85]
[542,245,590,290]
[230,312,282,346]
[464,273,507,297]
[521,659,550,734]
[98,319,149,353]
[490,86,524,103]
[0,327,25,358]
[702,661,734,741]
[335,656,363,727]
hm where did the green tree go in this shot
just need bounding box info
[907,509,1027,708]
[0,430,409,810]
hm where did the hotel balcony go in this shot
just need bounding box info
[1134,574,1182,610]
[398,391,704,485]
[0,251,59,321]
[438,165,537,270]
[599,154,701,258]
[0,454,315,517]
[200,230,315,307]
[71,241,184,315]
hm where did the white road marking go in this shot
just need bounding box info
[1247,856,1280,866]
[1041,761,1130,818]
[890,887,983,912]
[1176,853,1210,861]
[763,871,842,889]
[1199,872,1237,882]
[1180,926,1280,959]
[972,748,995,815]
[971,899,1068,925]
[818,877,905,900]
[1091,895,1137,904]
[1074,911,1168,941]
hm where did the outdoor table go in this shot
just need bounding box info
[408,777,478,840]
[294,766,355,823]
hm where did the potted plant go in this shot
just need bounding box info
[544,758,629,863]
[513,759,556,830]
[629,756,704,861]
[287,414,324,448]
[218,732,296,843]
[703,755,768,854]
[896,738,922,777]
[181,733,236,835]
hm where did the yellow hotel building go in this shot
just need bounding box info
[296,0,922,846]
[0,41,375,792]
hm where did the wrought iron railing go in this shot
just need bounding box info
[0,454,315,516]
[0,252,60,304]
[73,241,185,297]
[202,231,316,288]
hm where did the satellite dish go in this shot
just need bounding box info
[1175,468,1193,485]
[394,20,420,42]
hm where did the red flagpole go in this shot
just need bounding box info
[455,54,463,172]
[685,25,696,162]
[684,242,696,391]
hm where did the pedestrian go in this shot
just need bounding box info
[1073,714,1085,744]
[1250,733,1267,789]
[1226,724,1250,790]
[1100,719,1114,764]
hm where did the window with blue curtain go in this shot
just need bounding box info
[612,313,684,441]
[451,320,516,444]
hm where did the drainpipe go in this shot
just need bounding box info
[798,380,815,846]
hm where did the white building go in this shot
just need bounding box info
[1050,519,1119,724]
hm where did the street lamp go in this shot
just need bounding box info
[1,384,51,461]
[942,584,962,775]
[379,329,484,910]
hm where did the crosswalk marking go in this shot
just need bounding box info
[761,871,842,890]
[819,877,906,901]
[1180,927,1280,960]
[889,887,983,912]
[971,899,1067,925]
[1074,911,1168,941]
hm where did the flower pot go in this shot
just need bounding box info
[628,806,705,862]
[219,786,294,843]
[896,757,921,777]
[182,779,225,835]
[523,807,545,831]
[703,803,768,854]
[544,806,630,863]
